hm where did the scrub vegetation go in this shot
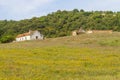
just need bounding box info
[1,9,120,43]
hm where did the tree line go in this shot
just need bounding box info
[0,9,120,43]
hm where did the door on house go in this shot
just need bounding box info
[36,36,38,40]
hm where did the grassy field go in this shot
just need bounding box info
[0,33,120,80]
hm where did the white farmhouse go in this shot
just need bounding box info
[16,30,44,42]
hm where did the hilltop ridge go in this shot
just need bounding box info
[0,9,120,43]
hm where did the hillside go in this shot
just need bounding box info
[0,33,120,80]
[0,9,120,43]
[1,32,120,47]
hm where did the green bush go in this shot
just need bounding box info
[0,35,15,43]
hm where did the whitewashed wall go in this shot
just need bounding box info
[16,36,30,41]
[30,31,43,40]
[16,31,43,42]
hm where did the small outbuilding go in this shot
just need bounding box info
[72,28,85,36]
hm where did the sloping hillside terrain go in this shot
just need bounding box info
[0,33,120,80]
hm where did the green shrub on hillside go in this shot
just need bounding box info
[0,35,15,43]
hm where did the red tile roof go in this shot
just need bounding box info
[16,31,36,38]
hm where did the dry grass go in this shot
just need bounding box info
[0,32,120,80]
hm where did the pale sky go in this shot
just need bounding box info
[0,0,120,20]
